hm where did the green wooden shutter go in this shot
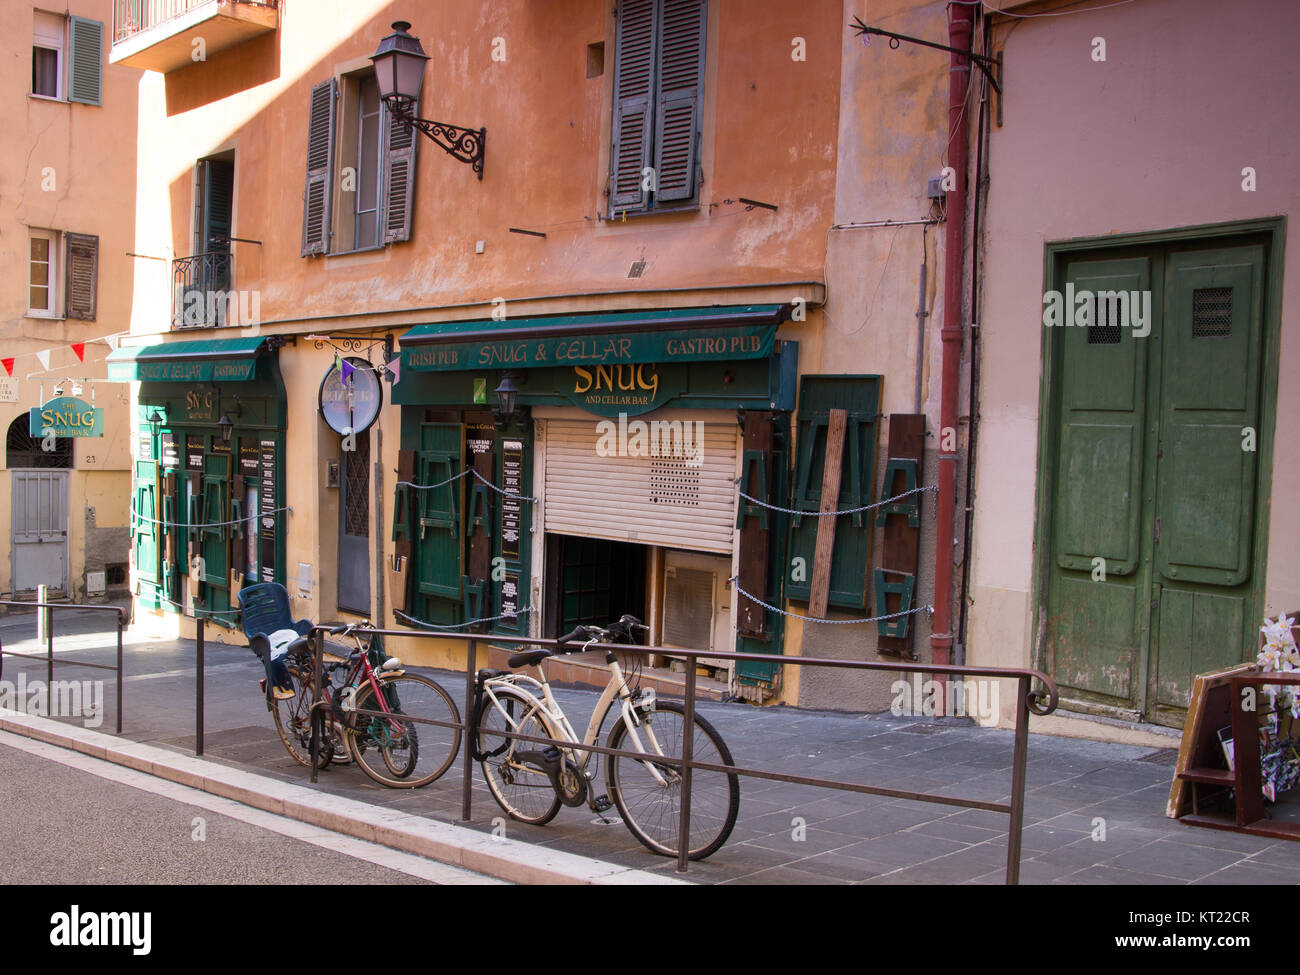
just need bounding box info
[301,78,336,256]
[786,376,881,609]
[1053,257,1151,577]
[64,233,98,320]
[134,462,158,587]
[380,95,418,243]
[68,17,103,106]
[653,0,705,203]
[610,0,655,211]
[1156,246,1263,587]
[416,423,464,605]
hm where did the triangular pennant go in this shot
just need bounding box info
[35,350,50,370]
[1,358,13,377]
[104,334,118,351]
[340,359,356,385]
[386,357,401,385]
[71,343,85,362]
[333,352,342,376]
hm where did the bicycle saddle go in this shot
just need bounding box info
[508,648,553,669]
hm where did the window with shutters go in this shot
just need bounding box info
[30,12,102,105]
[28,228,98,320]
[301,72,418,257]
[609,0,706,215]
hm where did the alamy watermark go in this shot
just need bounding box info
[173,285,261,329]
[0,675,104,728]
[890,674,999,723]
[1042,284,1151,338]
[595,412,705,467]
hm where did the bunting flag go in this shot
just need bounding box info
[35,350,50,370]
[71,343,85,362]
[104,334,118,351]
[386,357,401,385]
[333,352,342,377]
[340,359,355,385]
[1,358,13,377]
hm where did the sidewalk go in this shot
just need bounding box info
[3,607,1299,884]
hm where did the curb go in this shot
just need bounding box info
[0,709,689,886]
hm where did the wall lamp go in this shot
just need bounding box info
[493,372,527,430]
[370,21,486,179]
[217,395,242,443]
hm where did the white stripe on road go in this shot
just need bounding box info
[0,730,505,885]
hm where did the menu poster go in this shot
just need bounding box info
[501,440,523,561]
[260,439,277,581]
[160,432,180,469]
[211,438,231,456]
[185,435,205,472]
[138,432,154,462]
[501,571,519,622]
[239,443,260,476]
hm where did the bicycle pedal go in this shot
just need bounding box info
[591,794,612,813]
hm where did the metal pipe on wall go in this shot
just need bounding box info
[932,1,974,679]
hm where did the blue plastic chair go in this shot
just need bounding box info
[236,583,312,693]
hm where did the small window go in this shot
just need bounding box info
[32,11,63,99]
[29,229,58,316]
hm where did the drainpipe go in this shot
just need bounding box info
[932,2,973,679]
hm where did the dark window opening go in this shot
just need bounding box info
[6,416,74,468]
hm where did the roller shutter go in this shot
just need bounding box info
[541,410,737,554]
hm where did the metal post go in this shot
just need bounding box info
[46,600,54,690]
[37,585,48,645]
[676,657,697,874]
[461,639,477,822]
[195,618,205,755]
[1005,676,1031,885]
[310,628,322,784]
[115,612,124,735]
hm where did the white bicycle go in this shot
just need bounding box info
[472,615,740,860]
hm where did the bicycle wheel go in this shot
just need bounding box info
[606,701,739,860]
[476,687,562,826]
[347,674,461,788]
[270,665,336,770]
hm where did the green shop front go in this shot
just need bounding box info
[392,305,798,690]
[109,337,288,626]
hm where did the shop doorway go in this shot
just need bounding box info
[544,534,646,637]
[338,432,371,613]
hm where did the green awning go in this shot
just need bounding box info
[399,304,786,373]
[107,336,271,382]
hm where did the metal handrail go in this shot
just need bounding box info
[0,600,128,735]
[288,623,1057,884]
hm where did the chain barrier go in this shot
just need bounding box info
[736,483,936,517]
[730,576,932,626]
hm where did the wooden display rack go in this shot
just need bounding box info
[1169,655,1300,841]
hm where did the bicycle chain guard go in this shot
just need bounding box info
[516,746,588,807]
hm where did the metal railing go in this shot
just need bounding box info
[0,600,128,735]
[112,0,277,44]
[172,251,233,328]
[276,624,1059,884]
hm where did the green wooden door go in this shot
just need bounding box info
[415,422,464,622]
[199,448,232,621]
[1148,246,1265,721]
[1044,244,1267,724]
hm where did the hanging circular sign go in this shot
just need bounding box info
[318,357,383,436]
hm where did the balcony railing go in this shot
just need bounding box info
[111,1,278,71]
[173,251,233,329]
[113,0,272,43]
